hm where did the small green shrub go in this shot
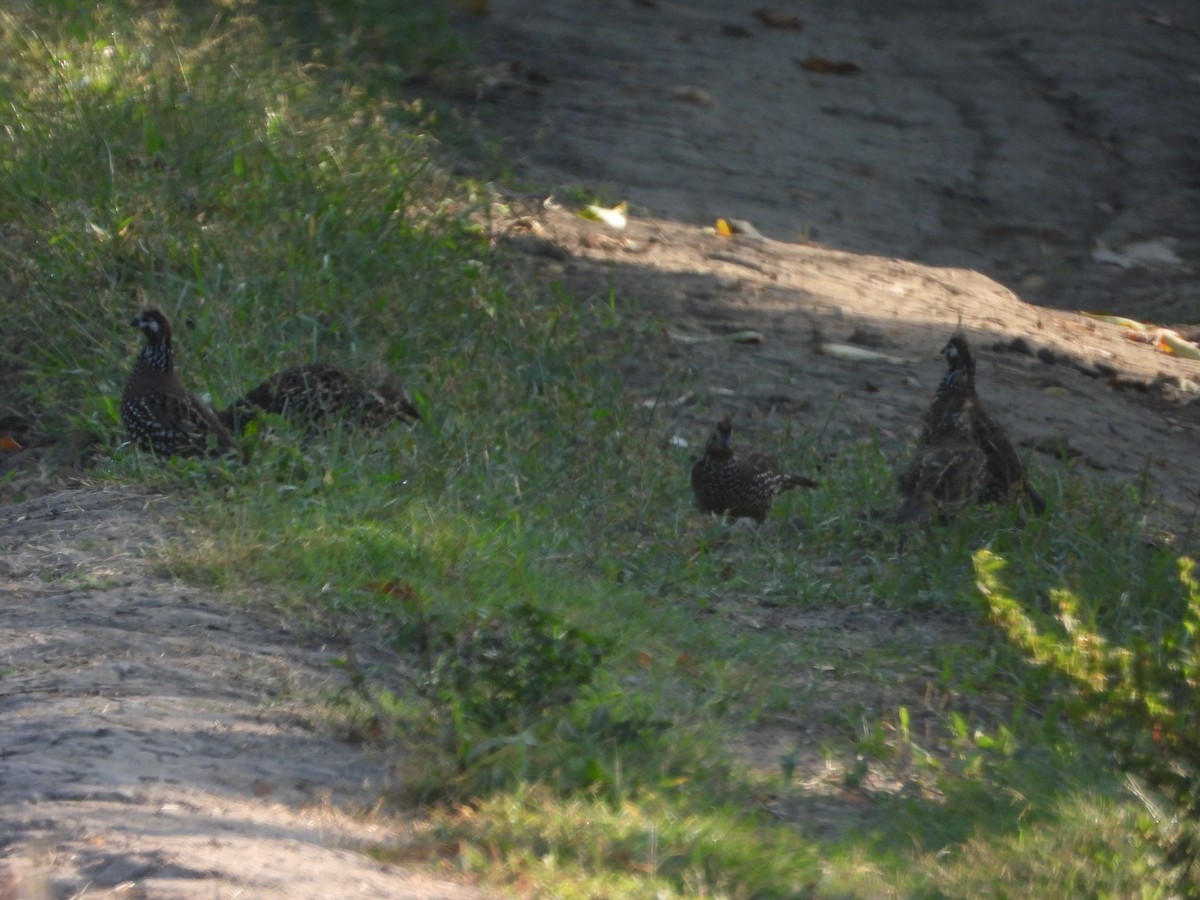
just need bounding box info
[430,601,610,732]
[333,590,680,800]
[976,549,1200,885]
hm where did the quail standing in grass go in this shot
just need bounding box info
[219,363,421,433]
[121,307,234,458]
[691,414,817,523]
[897,332,1045,522]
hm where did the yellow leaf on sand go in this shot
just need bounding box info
[582,201,628,229]
[716,218,733,237]
[1082,313,1200,359]
[1159,331,1200,360]
[1081,311,1154,331]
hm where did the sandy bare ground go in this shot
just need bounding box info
[3,0,1200,896]
[468,0,1200,323]
[0,489,485,899]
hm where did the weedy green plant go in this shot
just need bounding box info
[976,548,1200,888]
[329,590,671,801]
[431,602,610,732]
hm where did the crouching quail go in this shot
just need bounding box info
[897,332,1045,522]
[691,414,817,523]
[121,307,234,458]
[219,363,420,433]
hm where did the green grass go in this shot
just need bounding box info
[0,1,1193,896]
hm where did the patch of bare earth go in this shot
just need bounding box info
[0,487,487,899]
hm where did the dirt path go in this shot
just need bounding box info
[0,488,484,899]
[3,2,1200,896]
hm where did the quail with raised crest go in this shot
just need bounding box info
[691,414,817,523]
[897,333,1044,522]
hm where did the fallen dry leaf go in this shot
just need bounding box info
[1158,331,1200,360]
[581,201,629,229]
[815,341,910,364]
[0,436,21,452]
[1081,311,1154,330]
[1083,312,1200,360]
[722,218,765,239]
[365,580,422,605]
[753,8,803,30]
[1124,331,1158,346]
[448,0,490,14]
[671,85,715,107]
[797,56,862,76]
[668,329,765,345]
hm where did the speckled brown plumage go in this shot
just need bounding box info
[691,414,817,523]
[121,308,234,458]
[897,333,1045,522]
[120,309,232,458]
[219,364,420,433]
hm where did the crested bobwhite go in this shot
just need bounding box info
[121,307,234,458]
[219,363,421,433]
[897,333,1045,522]
[691,414,817,523]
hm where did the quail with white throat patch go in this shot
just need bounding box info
[121,307,233,458]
